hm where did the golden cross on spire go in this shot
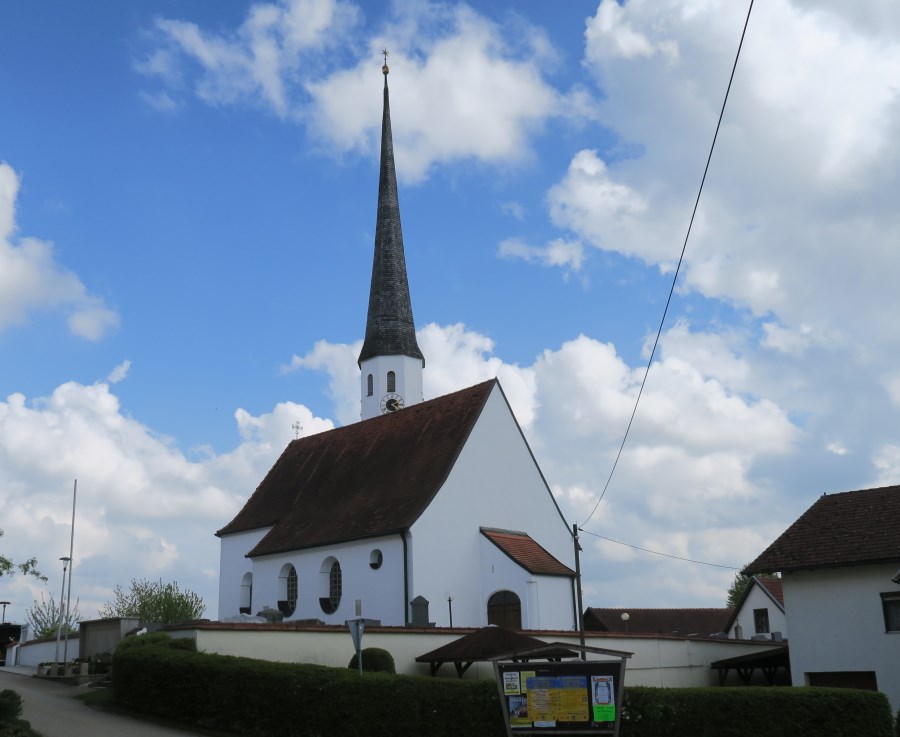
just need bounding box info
[382,48,389,75]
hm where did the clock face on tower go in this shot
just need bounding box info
[380,393,404,413]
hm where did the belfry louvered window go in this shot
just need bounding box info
[387,371,396,393]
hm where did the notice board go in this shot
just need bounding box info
[494,660,625,736]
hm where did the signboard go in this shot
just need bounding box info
[494,658,626,736]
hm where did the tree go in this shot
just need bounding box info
[726,569,778,608]
[25,592,80,639]
[0,529,46,581]
[98,578,206,624]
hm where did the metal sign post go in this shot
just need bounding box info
[346,618,365,675]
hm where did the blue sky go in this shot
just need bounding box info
[2,0,900,625]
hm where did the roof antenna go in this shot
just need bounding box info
[292,421,303,439]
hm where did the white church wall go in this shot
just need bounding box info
[218,527,271,619]
[478,534,575,630]
[730,581,786,640]
[250,535,406,625]
[411,384,575,629]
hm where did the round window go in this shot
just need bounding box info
[369,549,383,570]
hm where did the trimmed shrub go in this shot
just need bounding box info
[0,691,22,722]
[0,690,39,737]
[621,686,894,737]
[114,646,504,737]
[895,705,899,737]
[111,647,896,737]
[348,647,395,674]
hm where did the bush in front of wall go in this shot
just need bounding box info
[113,645,504,737]
[0,689,40,737]
[348,647,396,674]
[620,686,894,737]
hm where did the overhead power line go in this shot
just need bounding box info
[579,528,741,570]
[582,0,756,527]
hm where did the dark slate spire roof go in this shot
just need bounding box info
[216,380,497,555]
[358,66,424,367]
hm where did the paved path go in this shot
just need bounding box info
[0,669,199,737]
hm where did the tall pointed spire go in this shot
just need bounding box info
[358,55,424,369]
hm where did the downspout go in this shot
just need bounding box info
[400,531,409,625]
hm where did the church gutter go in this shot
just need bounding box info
[401,531,410,625]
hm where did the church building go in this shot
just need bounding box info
[216,59,577,631]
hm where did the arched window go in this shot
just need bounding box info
[278,564,298,617]
[386,371,396,393]
[239,572,253,615]
[487,590,521,629]
[367,374,373,396]
[319,557,342,614]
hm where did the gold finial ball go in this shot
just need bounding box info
[382,63,389,75]
[381,48,389,75]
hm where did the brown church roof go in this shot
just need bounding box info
[583,607,732,636]
[481,528,574,577]
[745,485,900,574]
[217,380,496,556]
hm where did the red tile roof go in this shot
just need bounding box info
[217,381,496,556]
[584,607,732,636]
[481,528,574,577]
[745,485,900,574]
[756,576,784,606]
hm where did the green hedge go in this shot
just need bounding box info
[113,646,505,737]
[112,645,895,737]
[621,686,894,737]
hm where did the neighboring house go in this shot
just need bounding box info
[745,484,900,711]
[584,607,732,637]
[217,65,577,631]
[725,576,786,641]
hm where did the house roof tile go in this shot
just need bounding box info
[217,380,496,556]
[584,607,732,636]
[744,485,900,574]
[481,528,574,577]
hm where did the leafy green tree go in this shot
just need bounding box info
[98,578,206,624]
[25,592,80,639]
[0,529,45,581]
[726,569,777,608]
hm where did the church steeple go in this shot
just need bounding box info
[359,54,424,421]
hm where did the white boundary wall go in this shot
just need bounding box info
[166,623,781,688]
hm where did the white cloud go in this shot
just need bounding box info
[563,0,900,357]
[0,163,119,339]
[140,1,594,182]
[141,0,360,119]
[0,376,334,622]
[498,237,585,273]
[106,360,131,384]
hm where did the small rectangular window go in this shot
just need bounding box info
[367,374,373,396]
[753,608,770,634]
[881,592,900,632]
[387,371,396,393]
